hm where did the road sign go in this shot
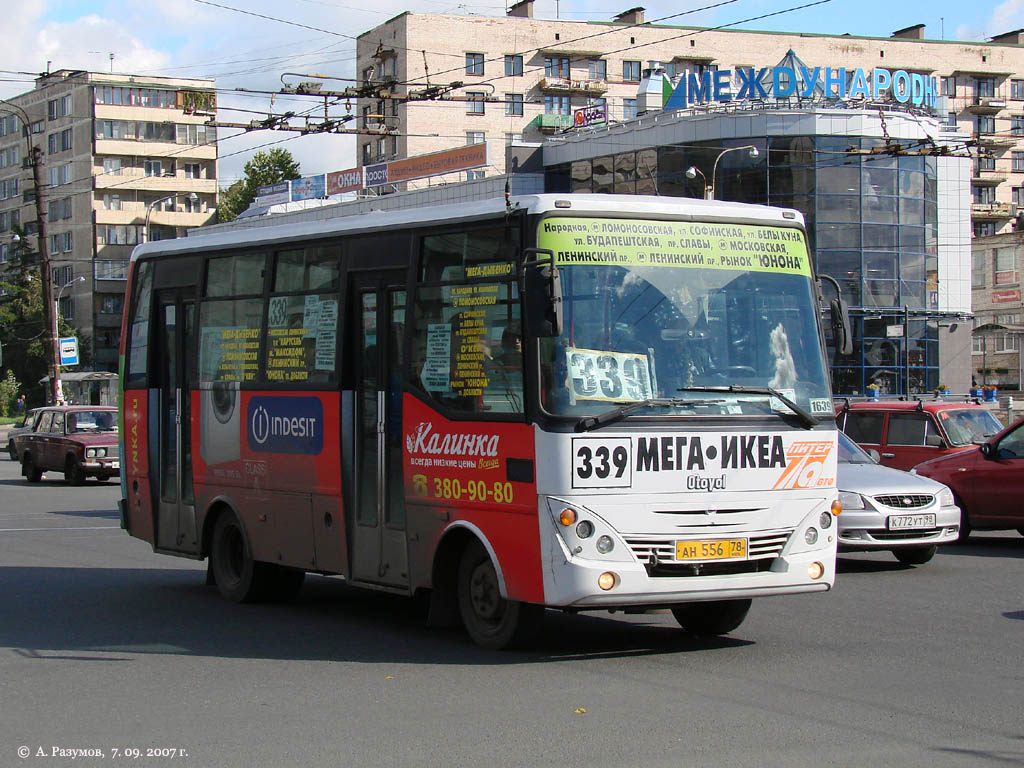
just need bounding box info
[59,336,79,366]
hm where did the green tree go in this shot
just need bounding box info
[218,148,301,222]
[0,369,20,417]
[0,228,79,407]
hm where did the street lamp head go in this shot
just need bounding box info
[685,166,698,180]
[748,146,759,159]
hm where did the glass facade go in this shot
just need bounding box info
[546,135,942,395]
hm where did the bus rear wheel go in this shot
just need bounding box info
[671,599,752,637]
[210,512,273,603]
[457,540,541,650]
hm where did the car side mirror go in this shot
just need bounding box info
[866,448,881,463]
[925,434,944,448]
[979,442,994,459]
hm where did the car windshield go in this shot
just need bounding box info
[838,431,875,464]
[536,217,832,420]
[940,408,1003,446]
[66,411,118,433]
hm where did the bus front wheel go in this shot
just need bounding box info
[671,599,752,636]
[210,512,271,603]
[457,540,541,650]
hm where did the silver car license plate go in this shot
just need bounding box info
[888,513,935,530]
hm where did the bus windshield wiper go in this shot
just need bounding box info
[575,397,724,433]
[676,385,818,429]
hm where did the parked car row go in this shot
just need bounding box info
[836,398,1024,548]
[10,405,120,485]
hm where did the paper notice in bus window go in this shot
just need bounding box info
[303,295,321,339]
[421,323,451,392]
[315,299,338,371]
[567,346,654,403]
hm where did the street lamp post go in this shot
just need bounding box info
[686,145,760,200]
[53,275,85,403]
[145,192,199,242]
[0,98,60,405]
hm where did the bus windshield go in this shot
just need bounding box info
[537,217,832,420]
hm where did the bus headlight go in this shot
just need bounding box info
[818,511,833,530]
[575,520,595,539]
[807,561,825,580]
[804,527,819,545]
[598,572,618,591]
[596,535,615,554]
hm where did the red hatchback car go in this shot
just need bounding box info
[835,399,1003,471]
[913,416,1024,540]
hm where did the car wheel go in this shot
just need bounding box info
[954,493,971,543]
[671,599,752,636]
[457,539,542,649]
[209,512,274,603]
[892,545,937,565]
[22,455,42,483]
[65,457,87,486]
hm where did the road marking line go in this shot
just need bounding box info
[0,526,120,532]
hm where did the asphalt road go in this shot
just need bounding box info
[0,454,1022,768]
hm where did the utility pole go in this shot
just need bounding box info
[28,144,61,405]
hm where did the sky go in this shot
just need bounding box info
[2,0,1024,185]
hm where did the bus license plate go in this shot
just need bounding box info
[888,514,935,531]
[676,539,747,561]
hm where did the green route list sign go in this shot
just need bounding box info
[537,217,811,277]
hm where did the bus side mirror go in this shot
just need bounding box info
[522,248,562,338]
[830,296,853,357]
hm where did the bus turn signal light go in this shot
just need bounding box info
[831,499,843,516]
[559,508,577,526]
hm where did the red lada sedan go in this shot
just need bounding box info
[912,416,1024,541]
[14,405,120,484]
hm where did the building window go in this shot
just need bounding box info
[1013,115,1024,135]
[49,232,72,253]
[48,197,72,220]
[588,59,607,81]
[103,194,121,211]
[100,295,123,314]
[975,222,996,237]
[973,185,996,204]
[48,133,58,155]
[362,143,371,164]
[144,159,162,177]
[1014,80,1024,99]
[622,99,638,119]
[946,112,958,128]
[465,52,484,76]
[467,92,485,115]
[52,265,73,286]
[48,163,72,186]
[978,155,996,171]
[1014,152,1024,172]
[504,132,523,145]
[376,137,386,159]
[505,55,523,77]
[1014,187,1024,207]
[102,157,122,176]
[977,115,996,134]
[995,246,1018,285]
[545,57,570,78]
[623,60,641,82]
[184,162,201,179]
[466,170,485,181]
[976,78,996,98]
[973,252,987,288]
[94,260,128,280]
[47,95,72,120]
[505,93,523,116]
[544,95,570,115]
[942,76,956,97]
[466,131,485,145]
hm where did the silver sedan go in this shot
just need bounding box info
[836,432,960,565]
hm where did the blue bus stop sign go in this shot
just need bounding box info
[59,336,79,366]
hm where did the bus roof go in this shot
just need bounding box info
[130,194,805,262]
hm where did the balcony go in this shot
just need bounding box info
[537,77,608,96]
[972,167,1007,185]
[975,132,1017,150]
[527,114,573,134]
[971,201,1016,220]
[966,97,1007,115]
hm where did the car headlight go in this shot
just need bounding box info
[837,490,865,510]
[937,486,955,507]
[86,448,95,458]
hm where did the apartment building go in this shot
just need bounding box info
[971,232,1024,388]
[0,70,217,371]
[355,6,1024,239]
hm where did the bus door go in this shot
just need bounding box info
[154,290,198,554]
[349,272,409,588]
